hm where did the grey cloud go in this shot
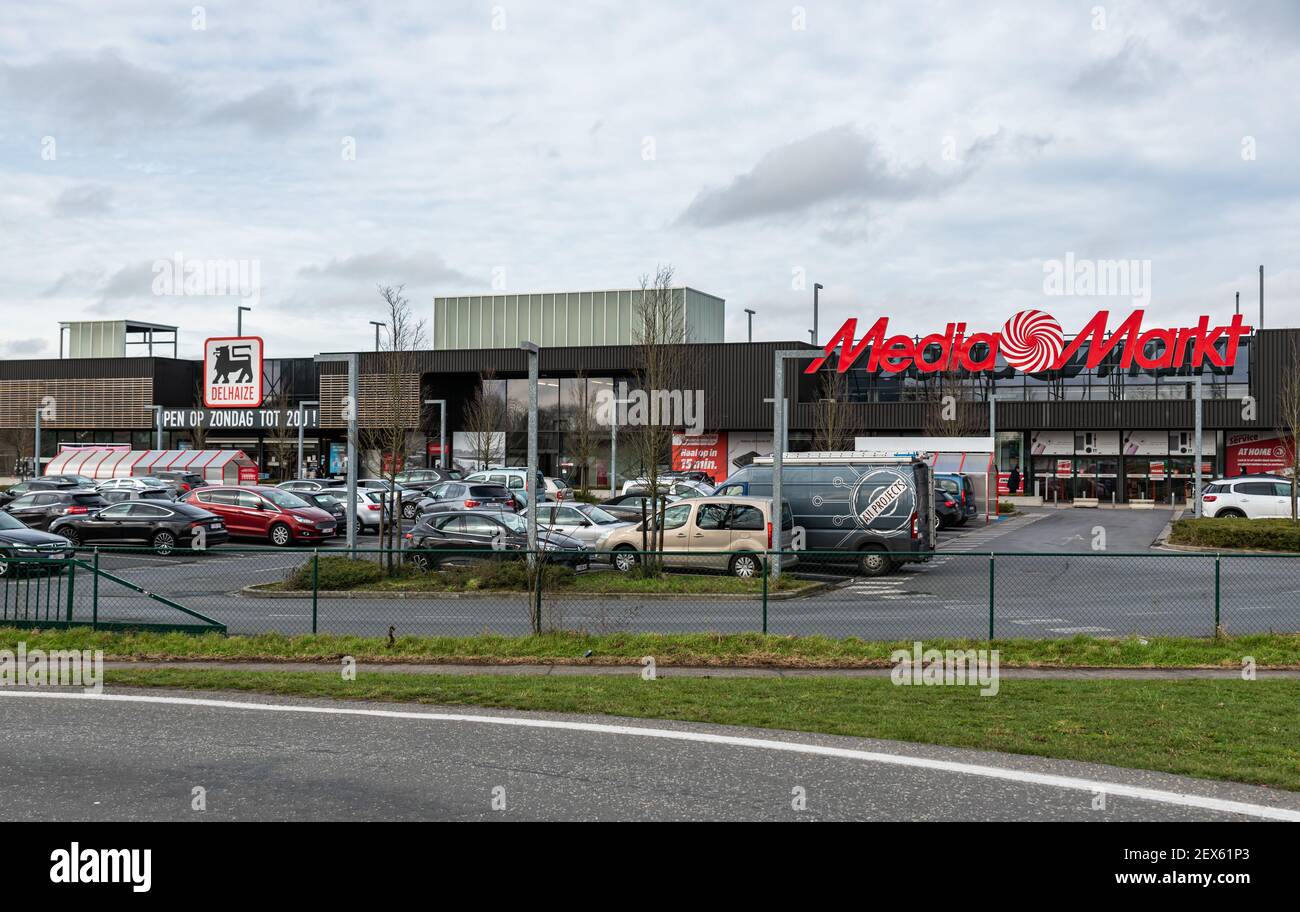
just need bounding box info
[1070,37,1182,97]
[2,337,48,356]
[0,49,187,129]
[92,262,158,311]
[299,251,477,288]
[204,85,319,134]
[52,184,114,218]
[677,126,984,228]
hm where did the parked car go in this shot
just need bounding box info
[394,468,463,492]
[934,473,978,526]
[185,485,336,545]
[1201,477,1297,519]
[51,500,228,553]
[0,478,86,507]
[152,470,206,495]
[97,476,174,498]
[522,502,634,548]
[620,477,711,498]
[0,511,74,577]
[714,455,935,576]
[43,474,97,488]
[463,468,546,501]
[600,492,682,521]
[2,489,109,531]
[934,487,961,529]
[416,481,516,516]
[403,510,589,571]
[599,495,795,578]
[277,479,330,494]
[322,487,390,533]
[293,491,347,531]
[349,478,425,519]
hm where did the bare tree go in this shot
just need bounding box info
[1277,335,1300,521]
[920,366,985,438]
[624,265,689,572]
[566,371,598,495]
[0,426,35,478]
[362,284,427,569]
[811,369,853,451]
[264,389,298,481]
[462,373,507,471]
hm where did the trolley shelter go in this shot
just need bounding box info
[855,436,997,522]
[44,448,259,486]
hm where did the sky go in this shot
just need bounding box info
[2,0,1298,360]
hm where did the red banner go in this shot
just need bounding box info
[672,433,728,482]
[1226,433,1294,475]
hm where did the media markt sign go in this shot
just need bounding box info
[203,336,264,407]
[805,310,1252,375]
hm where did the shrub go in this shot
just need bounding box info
[1169,518,1300,552]
[284,556,384,590]
[434,559,574,591]
[997,501,1016,515]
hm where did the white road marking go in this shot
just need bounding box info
[3,689,1297,821]
[1047,626,1111,634]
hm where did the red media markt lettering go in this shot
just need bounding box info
[804,310,1252,375]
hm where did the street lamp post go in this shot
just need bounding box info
[744,308,756,343]
[813,283,823,346]
[520,341,540,566]
[237,306,251,335]
[314,352,360,554]
[369,320,384,352]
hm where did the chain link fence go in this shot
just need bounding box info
[3,544,1298,639]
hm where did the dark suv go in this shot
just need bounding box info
[416,482,515,516]
[2,489,109,531]
[0,478,86,507]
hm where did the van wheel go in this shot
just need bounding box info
[730,552,760,579]
[858,546,893,577]
[612,546,639,573]
[269,523,293,547]
[1214,508,1245,519]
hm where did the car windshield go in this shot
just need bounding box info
[138,476,166,486]
[313,495,341,508]
[0,513,25,530]
[262,489,311,509]
[580,505,620,524]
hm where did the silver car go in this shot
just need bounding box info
[523,502,634,548]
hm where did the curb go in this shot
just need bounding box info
[239,580,829,602]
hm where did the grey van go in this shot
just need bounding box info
[713,455,935,575]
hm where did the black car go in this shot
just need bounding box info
[0,478,86,507]
[295,491,347,531]
[403,510,588,571]
[0,511,74,577]
[416,482,516,516]
[2,489,109,531]
[600,493,681,521]
[934,487,961,530]
[51,500,229,553]
[393,468,463,492]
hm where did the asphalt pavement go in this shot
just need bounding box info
[3,687,1298,821]
[29,507,1300,639]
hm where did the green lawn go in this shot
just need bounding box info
[102,667,1300,791]
[5,627,1300,667]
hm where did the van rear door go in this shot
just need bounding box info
[915,464,937,551]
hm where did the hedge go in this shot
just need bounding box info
[1169,517,1300,552]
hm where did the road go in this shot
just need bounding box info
[3,687,1298,821]
[16,507,1300,639]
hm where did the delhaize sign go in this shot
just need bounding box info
[805,310,1251,374]
[203,336,264,407]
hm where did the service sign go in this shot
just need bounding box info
[204,336,264,407]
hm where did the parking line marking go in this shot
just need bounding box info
[3,690,1297,821]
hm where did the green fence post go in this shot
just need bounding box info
[311,549,319,635]
[761,552,769,635]
[92,548,100,631]
[65,559,76,627]
[1214,552,1221,635]
[988,552,995,641]
[533,553,543,634]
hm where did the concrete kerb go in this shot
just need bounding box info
[239,580,835,601]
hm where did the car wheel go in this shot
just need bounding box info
[408,551,432,573]
[858,546,893,577]
[151,530,177,555]
[59,526,81,546]
[269,523,293,547]
[730,552,760,579]
[1215,508,1245,519]
[612,546,639,573]
[402,503,418,519]
[0,551,9,578]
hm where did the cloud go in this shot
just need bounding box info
[676,126,985,228]
[204,85,320,134]
[299,251,477,288]
[1,337,48,357]
[1070,37,1182,97]
[0,49,187,130]
[52,184,114,218]
[92,261,158,310]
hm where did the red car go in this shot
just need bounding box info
[184,485,337,546]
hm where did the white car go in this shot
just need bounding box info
[96,476,173,499]
[620,478,711,498]
[323,487,391,532]
[1201,477,1296,519]
[523,502,634,548]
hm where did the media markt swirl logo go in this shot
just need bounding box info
[998,309,1064,373]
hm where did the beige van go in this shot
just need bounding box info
[599,495,795,578]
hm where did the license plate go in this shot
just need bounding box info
[322,525,336,533]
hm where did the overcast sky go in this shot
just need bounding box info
[2,0,1298,360]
